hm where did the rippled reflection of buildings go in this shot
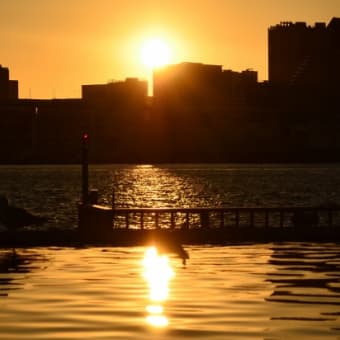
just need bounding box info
[0,17,339,163]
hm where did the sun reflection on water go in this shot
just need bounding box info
[142,246,174,328]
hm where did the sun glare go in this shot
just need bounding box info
[142,246,174,328]
[141,38,172,69]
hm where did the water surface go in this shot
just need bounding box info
[0,244,339,339]
[0,164,340,338]
[1,164,340,229]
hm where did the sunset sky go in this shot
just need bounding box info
[0,0,339,99]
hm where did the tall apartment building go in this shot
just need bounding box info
[268,18,340,88]
[0,65,18,100]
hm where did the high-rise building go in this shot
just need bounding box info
[268,18,340,88]
[0,65,10,100]
[0,65,18,100]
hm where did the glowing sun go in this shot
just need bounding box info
[140,38,172,68]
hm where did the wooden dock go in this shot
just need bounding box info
[74,204,340,245]
[2,139,339,248]
[0,205,340,248]
[73,135,340,245]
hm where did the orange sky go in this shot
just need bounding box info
[0,0,339,99]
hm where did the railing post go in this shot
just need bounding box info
[185,212,190,229]
[155,212,159,229]
[141,212,144,230]
[112,187,115,210]
[171,212,175,229]
[200,211,210,228]
[125,212,129,229]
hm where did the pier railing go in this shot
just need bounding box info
[111,206,340,230]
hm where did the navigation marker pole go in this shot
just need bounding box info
[81,132,89,204]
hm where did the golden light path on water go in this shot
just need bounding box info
[142,246,175,328]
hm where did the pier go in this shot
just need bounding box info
[75,135,340,245]
[76,204,340,244]
[1,135,340,248]
[1,204,339,248]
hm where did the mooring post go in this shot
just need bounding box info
[81,132,89,204]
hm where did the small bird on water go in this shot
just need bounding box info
[146,233,190,265]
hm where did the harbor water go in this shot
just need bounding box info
[0,164,340,339]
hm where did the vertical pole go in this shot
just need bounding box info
[112,173,117,210]
[171,212,175,229]
[32,106,39,160]
[111,175,117,229]
[141,212,144,230]
[185,212,190,229]
[155,212,159,229]
[81,133,89,204]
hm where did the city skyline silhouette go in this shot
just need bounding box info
[0,1,339,99]
[0,15,339,164]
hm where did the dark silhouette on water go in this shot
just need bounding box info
[146,234,190,265]
[0,196,47,231]
[0,196,48,254]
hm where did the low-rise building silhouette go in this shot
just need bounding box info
[82,78,147,108]
[153,62,257,112]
